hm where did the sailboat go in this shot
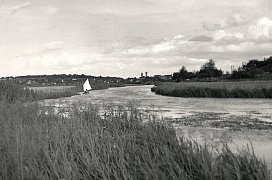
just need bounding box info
[83,79,92,94]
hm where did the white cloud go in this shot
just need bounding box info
[27,52,104,70]
[214,30,244,41]
[45,6,58,15]
[122,35,187,55]
[248,17,272,40]
[174,34,185,40]
[189,35,214,42]
[43,42,64,51]
[24,51,143,77]
[120,29,271,69]
[152,42,175,53]
[10,2,31,15]
[0,0,271,77]
[221,13,245,28]
[213,30,245,45]
[202,13,249,31]
[23,42,65,56]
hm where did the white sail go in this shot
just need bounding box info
[83,79,92,91]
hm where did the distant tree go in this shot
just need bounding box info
[199,59,222,79]
[242,61,264,77]
[172,72,180,82]
[172,66,190,82]
[230,67,252,79]
[179,66,189,80]
[230,61,263,79]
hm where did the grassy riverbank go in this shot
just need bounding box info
[0,101,270,180]
[151,81,272,98]
[28,82,124,100]
[0,80,110,102]
[0,81,77,102]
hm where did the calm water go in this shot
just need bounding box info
[44,85,272,170]
[45,85,272,120]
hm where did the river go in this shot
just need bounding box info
[43,85,272,170]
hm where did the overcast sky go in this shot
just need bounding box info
[0,0,272,77]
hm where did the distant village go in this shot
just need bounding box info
[1,56,271,87]
[0,72,173,87]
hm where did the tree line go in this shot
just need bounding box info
[230,56,272,79]
[173,59,223,82]
[173,56,272,81]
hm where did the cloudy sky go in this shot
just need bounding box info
[0,0,272,77]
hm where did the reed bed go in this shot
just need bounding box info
[34,90,78,100]
[0,81,37,103]
[0,102,269,180]
[28,86,78,100]
[29,86,76,91]
[151,81,272,98]
[0,81,78,103]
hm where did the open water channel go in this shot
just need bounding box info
[43,85,272,171]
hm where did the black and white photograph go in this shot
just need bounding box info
[0,0,272,179]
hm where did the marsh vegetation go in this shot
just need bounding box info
[151,81,272,98]
[0,81,270,179]
[0,102,270,180]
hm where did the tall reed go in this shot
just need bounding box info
[34,89,77,100]
[0,80,37,103]
[0,102,269,180]
[152,81,272,98]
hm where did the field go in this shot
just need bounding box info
[151,80,272,98]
